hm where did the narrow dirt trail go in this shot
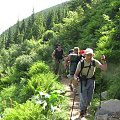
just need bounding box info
[61,76,81,120]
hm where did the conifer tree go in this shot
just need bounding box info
[24,17,32,40]
[32,14,45,40]
[68,0,91,11]
[0,33,6,49]
[25,9,35,40]
[13,20,20,44]
[45,11,54,30]
[20,19,26,34]
[5,28,12,49]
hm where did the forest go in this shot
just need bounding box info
[0,0,120,119]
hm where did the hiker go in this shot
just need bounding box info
[64,49,74,77]
[52,44,65,78]
[74,48,107,118]
[65,47,83,93]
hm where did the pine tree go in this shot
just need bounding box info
[5,28,12,49]
[13,20,20,44]
[20,19,26,34]
[25,9,35,40]
[24,17,32,40]
[32,14,45,40]
[45,11,54,30]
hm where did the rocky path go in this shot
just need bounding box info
[61,76,82,120]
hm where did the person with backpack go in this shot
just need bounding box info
[65,47,83,93]
[74,48,107,118]
[52,44,65,78]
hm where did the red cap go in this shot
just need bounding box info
[80,50,85,55]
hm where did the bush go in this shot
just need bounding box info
[29,61,50,76]
[2,99,69,120]
[28,73,63,94]
[42,30,55,41]
[14,55,33,71]
[2,101,46,120]
[107,64,120,99]
[0,85,16,113]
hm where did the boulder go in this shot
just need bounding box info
[95,99,120,120]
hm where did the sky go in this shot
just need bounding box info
[0,0,69,34]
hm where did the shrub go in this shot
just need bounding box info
[2,101,46,120]
[107,64,120,99]
[0,85,16,113]
[29,61,50,76]
[42,30,55,41]
[14,55,33,71]
[2,99,69,120]
[28,73,63,94]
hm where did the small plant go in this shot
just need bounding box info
[32,90,65,116]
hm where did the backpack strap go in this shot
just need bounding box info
[79,59,95,93]
[80,59,84,76]
[92,59,95,67]
[79,60,84,93]
[79,59,95,76]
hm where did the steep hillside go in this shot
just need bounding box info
[0,0,120,119]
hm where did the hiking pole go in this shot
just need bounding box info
[99,55,106,108]
[70,92,76,120]
[70,77,79,120]
[99,75,103,108]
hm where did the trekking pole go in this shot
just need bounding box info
[70,92,76,120]
[99,55,106,108]
[70,77,79,120]
[99,75,103,108]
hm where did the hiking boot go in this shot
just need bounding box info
[80,110,85,118]
[85,107,87,114]
[69,84,73,91]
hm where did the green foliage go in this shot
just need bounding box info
[29,61,50,76]
[58,10,83,51]
[2,101,46,120]
[2,99,68,120]
[42,30,56,41]
[0,49,10,69]
[52,23,63,34]
[0,85,16,112]
[0,60,64,112]
[35,43,54,62]
[14,55,33,71]
[107,64,120,99]
[0,0,120,119]
[28,73,63,94]
[32,90,65,116]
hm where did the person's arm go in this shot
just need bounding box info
[74,62,81,81]
[64,55,70,68]
[99,61,107,71]
[100,55,107,71]
[52,50,56,59]
[62,50,66,58]
[95,55,107,71]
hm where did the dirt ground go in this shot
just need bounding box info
[61,76,84,120]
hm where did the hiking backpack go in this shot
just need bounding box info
[79,59,96,79]
[69,54,83,75]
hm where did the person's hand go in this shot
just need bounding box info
[77,77,80,82]
[101,55,106,61]
[101,55,107,64]
[74,77,79,82]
